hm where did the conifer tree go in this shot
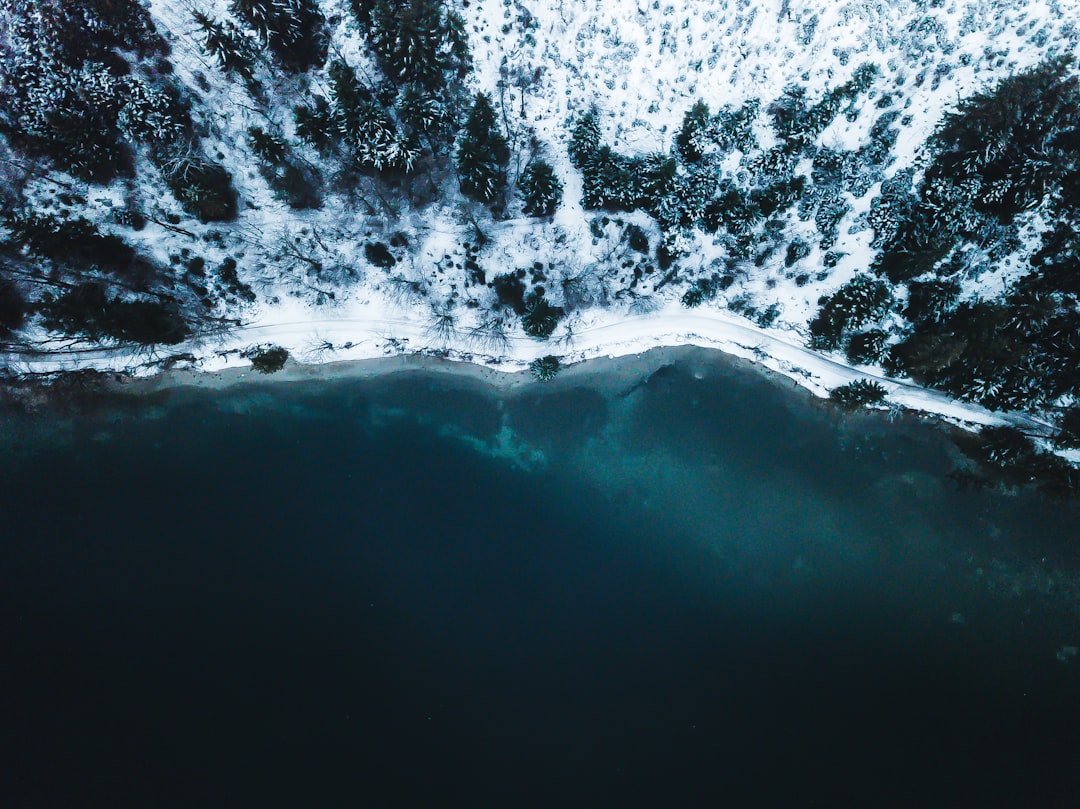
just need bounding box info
[568,109,602,169]
[457,93,509,205]
[193,11,259,82]
[519,160,563,217]
[230,0,326,73]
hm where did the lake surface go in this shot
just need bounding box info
[3,348,1079,807]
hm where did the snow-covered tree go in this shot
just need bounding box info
[457,93,508,205]
[519,160,563,217]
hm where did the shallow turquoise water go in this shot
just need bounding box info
[3,348,1078,806]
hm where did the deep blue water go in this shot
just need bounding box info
[3,349,1079,807]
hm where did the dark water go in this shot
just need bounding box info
[3,349,1079,808]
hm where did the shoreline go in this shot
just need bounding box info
[5,301,1057,440]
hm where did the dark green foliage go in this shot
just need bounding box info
[519,161,563,217]
[245,126,321,208]
[5,213,137,278]
[365,242,396,268]
[703,184,760,234]
[216,258,256,303]
[829,379,888,411]
[194,11,258,82]
[581,146,637,211]
[294,98,338,151]
[1055,407,1080,449]
[753,176,805,218]
[925,56,1080,222]
[846,330,889,365]
[40,282,189,344]
[905,278,960,323]
[457,93,509,205]
[248,126,289,164]
[328,59,417,172]
[230,0,327,73]
[568,109,602,169]
[160,152,237,222]
[676,100,711,162]
[957,425,1080,495]
[809,275,893,350]
[814,188,850,251]
[364,0,470,91]
[769,65,878,150]
[0,278,27,334]
[636,154,679,223]
[521,290,563,339]
[711,100,759,153]
[0,0,178,182]
[529,355,560,381]
[785,239,811,267]
[492,272,527,314]
[625,225,650,254]
[247,345,290,373]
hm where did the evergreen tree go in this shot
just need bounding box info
[362,0,470,91]
[193,11,259,82]
[519,160,563,217]
[676,100,712,163]
[581,146,636,210]
[568,108,602,169]
[230,0,326,73]
[329,59,409,172]
[294,97,338,151]
[457,93,509,205]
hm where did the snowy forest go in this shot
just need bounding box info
[1,0,1079,488]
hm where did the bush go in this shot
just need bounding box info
[521,290,563,339]
[809,275,893,350]
[829,379,888,411]
[365,242,397,268]
[247,345,289,373]
[625,224,649,254]
[40,283,189,344]
[0,278,27,334]
[1054,406,1080,449]
[491,272,527,314]
[529,355,560,381]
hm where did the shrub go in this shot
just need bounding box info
[0,279,28,334]
[247,345,290,373]
[365,242,397,268]
[625,224,649,254]
[521,290,563,339]
[529,355,560,381]
[491,272,527,314]
[829,379,888,410]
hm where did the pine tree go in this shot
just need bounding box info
[568,109,601,169]
[193,11,258,82]
[230,0,326,73]
[581,146,636,210]
[676,100,711,163]
[294,97,337,151]
[519,160,563,217]
[457,93,509,205]
[362,0,469,91]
